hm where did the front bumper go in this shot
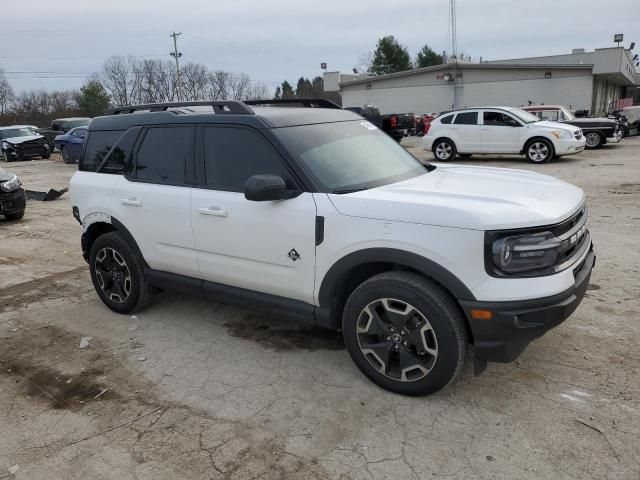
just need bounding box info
[460,246,595,363]
[555,137,586,155]
[0,188,26,215]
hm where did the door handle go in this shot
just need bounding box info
[199,206,228,217]
[120,197,142,207]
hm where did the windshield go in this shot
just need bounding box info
[560,107,575,120]
[273,121,427,192]
[508,108,540,124]
[65,119,90,129]
[1,128,37,139]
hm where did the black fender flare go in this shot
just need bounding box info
[81,216,146,267]
[317,248,476,308]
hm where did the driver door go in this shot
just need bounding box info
[480,111,522,153]
[190,125,317,303]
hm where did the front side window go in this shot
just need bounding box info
[483,112,520,127]
[560,107,576,121]
[72,128,87,137]
[81,130,124,172]
[203,127,287,192]
[453,112,478,125]
[273,121,427,193]
[135,127,192,185]
[539,110,559,121]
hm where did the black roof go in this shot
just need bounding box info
[91,100,359,131]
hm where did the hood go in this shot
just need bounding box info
[2,134,45,145]
[534,120,579,132]
[328,165,585,231]
[0,167,13,182]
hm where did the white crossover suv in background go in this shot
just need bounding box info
[71,100,595,396]
[423,106,586,163]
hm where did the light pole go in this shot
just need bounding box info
[170,32,182,101]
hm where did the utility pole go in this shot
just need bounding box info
[170,31,182,101]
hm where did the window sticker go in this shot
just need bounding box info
[360,121,377,130]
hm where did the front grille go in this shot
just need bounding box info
[551,205,590,272]
[18,141,44,157]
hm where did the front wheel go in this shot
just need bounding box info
[89,232,153,314]
[525,139,553,163]
[433,139,456,161]
[342,272,467,396]
[584,132,603,149]
[4,210,24,221]
[61,147,73,164]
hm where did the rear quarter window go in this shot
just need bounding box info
[80,130,125,172]
[439,114,454,124]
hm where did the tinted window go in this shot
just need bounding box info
[203,127,287,192]
[97,127,140,175]
[136,127,192,185]
[440,114,454,124]
[80,130,124,172]
[453,112,478,125]
[483,112,520,127]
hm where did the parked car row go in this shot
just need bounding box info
[421,103,634,163]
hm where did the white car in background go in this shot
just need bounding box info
[423,107,586,163]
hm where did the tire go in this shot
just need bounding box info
[525,138,553,163]
[89,231,153,314]
[41,151,51,159]
[342,272,467,396]
[584,132,603,149]
[61,147,74,164]
[4,210,24,221]
[458,153,472,158]
[433,139,456,161]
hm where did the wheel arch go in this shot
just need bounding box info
[81,216,145,265]
[431,136,457,152]
[522,135,555,155]
[317,248,475,339]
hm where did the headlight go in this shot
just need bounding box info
[1,141,9,151]
[43,143,50,149]
[550,130,570,139]
[491,231,561,274]
[0,174,21,192]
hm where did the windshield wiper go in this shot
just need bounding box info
[331,187,369,194]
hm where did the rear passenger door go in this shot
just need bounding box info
[110,125,199,278]
[191,125,317,303]
[451,111,481,152]
[480,111,522,153]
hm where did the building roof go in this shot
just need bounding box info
[339,62,594,87]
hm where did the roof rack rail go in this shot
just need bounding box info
[106,100,254,115]
[243,98,342,109]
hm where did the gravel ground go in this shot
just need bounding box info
[0,138,639,480]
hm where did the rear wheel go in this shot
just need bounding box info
[525,138,553,163]
[584,132,603,149]
[433,139,456,161]
[89,232,153,314]
[342,272,467,396]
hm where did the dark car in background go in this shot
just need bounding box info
[344,105,415,141]
[0,166,25,220]
[37,117,90,151]
[54,126,87,164]
[523,105,622,149]
[0,126,51,161]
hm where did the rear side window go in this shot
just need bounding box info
[439,114,454,124]
[202,127,287,192]
[80,130,124,172]
[453,112,478,125]
[135,126,193,185]
[97,127,141,175]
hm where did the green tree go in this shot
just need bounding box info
[281,80,295,99]
[79,81,110,116]
[368,36,412,75]
[415,44,443,68]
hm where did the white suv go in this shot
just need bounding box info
[70,100,595,396]
[423,107,586,163]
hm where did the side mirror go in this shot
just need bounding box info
[244,174,298,201]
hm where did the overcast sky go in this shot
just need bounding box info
[3,0,639,93]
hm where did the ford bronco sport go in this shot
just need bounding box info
[70,100,595,396]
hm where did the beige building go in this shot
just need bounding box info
[327,47,639,115]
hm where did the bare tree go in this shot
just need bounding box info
[229,73,251,100]
[0,67,15,114]
[181,62,209,101]
[100,55,136,106]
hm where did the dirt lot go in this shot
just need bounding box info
[1,138,639,480]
